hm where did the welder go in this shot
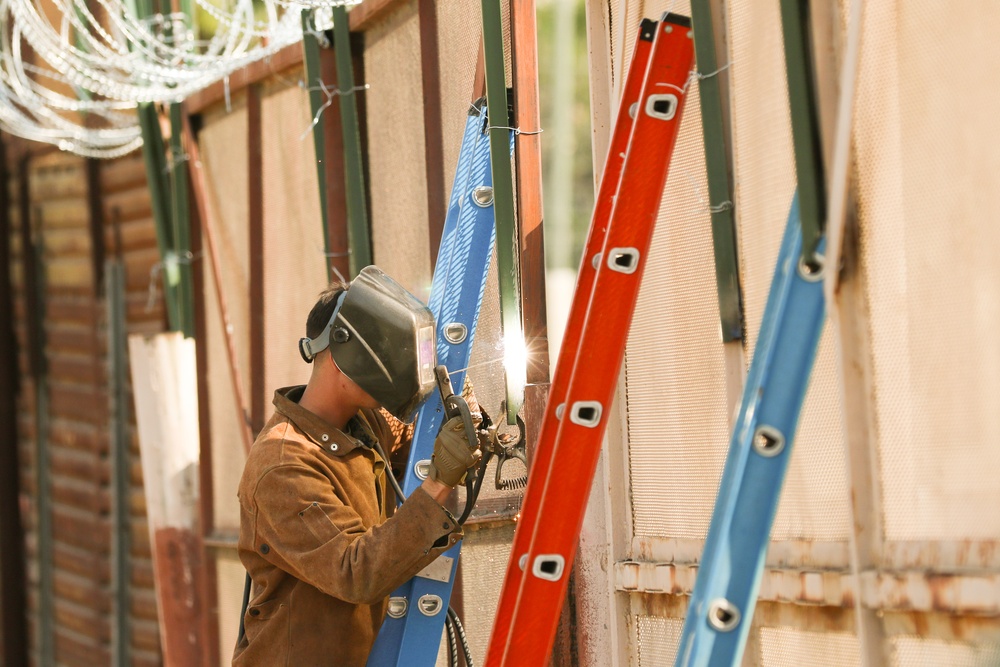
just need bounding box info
[232,266,481,666]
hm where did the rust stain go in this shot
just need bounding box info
[153,526,207,667]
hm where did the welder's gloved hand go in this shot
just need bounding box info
[429,416,482,488]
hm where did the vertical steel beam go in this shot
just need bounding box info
[779,0,826,263]
[169,105,195,337]
[137,103,181,331]
[248,86,265,435]
[0,138,28,667]
[303,11,333,278]
[690,0,743,343]
[320,45,353,282]
[332,6,372,277]
[20,164,54,666]
[481,0,523,424]
[510,0,552,454]
[106,259,131,667]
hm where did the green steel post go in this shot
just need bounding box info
[779,0,826,263]
[302,11,332,280]
[137,102,181,331]
[169,104,195,337]
[332,6,371,277]
[481,0,523,424]
[690,0,743,342]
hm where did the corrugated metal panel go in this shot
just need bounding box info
[9,148,166,665]
[198,97,252,666]
[458,524,516,664]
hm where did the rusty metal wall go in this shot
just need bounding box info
[6,146,166,666]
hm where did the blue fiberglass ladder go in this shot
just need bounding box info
[674,196,826,666]
[367,101,513,666]
[676,0,831,662]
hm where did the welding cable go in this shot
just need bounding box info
[459,450,493,525]
[445,612,459,667]
[448,606,475,667]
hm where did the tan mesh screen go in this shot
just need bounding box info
[199,100,251,532]
[891,637,1000,667]
[758,628,860,667]
[261,81,329,402]
[363,0,432,298]
[623,0,731,540]
[436,0,483,191]
[855,1,1000,542]
[636,615,684,666]
[216,550,247,665]
[727,0,850,542]
[458,524,516,664]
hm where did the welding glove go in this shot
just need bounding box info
[428,416,482,488]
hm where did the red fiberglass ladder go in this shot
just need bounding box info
[483,13,695,667]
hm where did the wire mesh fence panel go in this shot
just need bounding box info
[636,615,684,666]
[890,637,1000,667]
[757,628,861,667]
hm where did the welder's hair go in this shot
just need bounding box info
[306,283,349,341]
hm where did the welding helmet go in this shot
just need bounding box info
[298,266,438,422]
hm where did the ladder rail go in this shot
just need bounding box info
[674,197,827,666]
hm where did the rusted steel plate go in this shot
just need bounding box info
[616,560,1000,615]
[151,526,207,666]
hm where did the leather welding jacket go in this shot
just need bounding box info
[232,386,462,666]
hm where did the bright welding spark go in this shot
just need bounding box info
[504,327,528,406]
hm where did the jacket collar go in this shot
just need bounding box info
[272,386,379,457]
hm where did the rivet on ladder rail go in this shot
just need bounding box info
[707,598,741,632]
[751,425,785,458]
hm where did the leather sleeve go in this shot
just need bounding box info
[247,464,461,605]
